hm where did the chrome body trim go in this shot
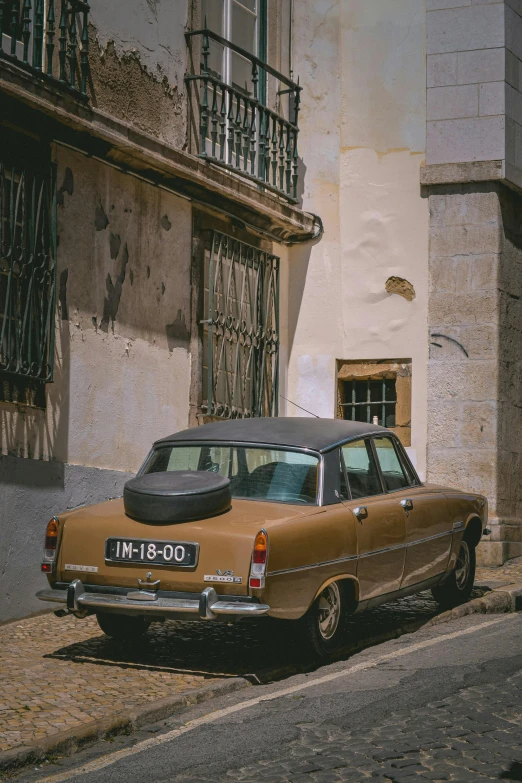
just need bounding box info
[267,554,358,577]
[267,529,455,576]
[318,455,325,506]
[37,582,269,619]
[358,541,405,559]
[407,529,453,547]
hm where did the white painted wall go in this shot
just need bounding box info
[285,0,429,478]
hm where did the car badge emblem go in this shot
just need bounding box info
[204,569,242,584]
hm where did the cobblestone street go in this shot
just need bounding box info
[0,558,520,761]
[177,655,522,783]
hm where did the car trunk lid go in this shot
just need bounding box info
[56,498,315,595]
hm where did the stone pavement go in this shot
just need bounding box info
[0,557,521,760]
[177,664,522,782]
[475,555,522,590]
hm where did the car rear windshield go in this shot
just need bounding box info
[141,445,319,505]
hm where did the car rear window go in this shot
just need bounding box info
[142,445,319,505]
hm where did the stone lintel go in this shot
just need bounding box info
[421,159,522,202]
[421,160,505,186]
[0,60,318,245]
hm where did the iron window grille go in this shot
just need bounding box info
[341,378,397,428]
[0,0,90,95]
[185,25,301,201]
[0,154,57,385]
[202,230,279,419]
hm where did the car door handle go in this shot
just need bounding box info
[401,498,413,513]
[353,506,368,521]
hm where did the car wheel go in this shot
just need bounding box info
[431,538,476,610]
[96,612,151,640]
[302,581,349,659]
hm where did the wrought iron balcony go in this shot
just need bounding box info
[186,29,301,203]
[0,0,90,95]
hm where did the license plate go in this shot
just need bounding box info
[105,538,198,567]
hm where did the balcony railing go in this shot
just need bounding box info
[0,0,90,95]
[186,29,301,203]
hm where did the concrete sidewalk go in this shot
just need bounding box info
[1,557,521,773]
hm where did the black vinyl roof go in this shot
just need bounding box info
[155,417,390,454]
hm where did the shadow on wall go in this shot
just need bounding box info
[286,155,323,360]
[498,183,522,561]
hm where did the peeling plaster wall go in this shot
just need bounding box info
[286,0,429,478]
[0,145,192,471]
[88,0,188,147]
[0,148,192,620]
[89,0,186,84]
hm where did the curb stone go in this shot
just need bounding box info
[2,582,521,778]
[424,583,522,627]
[0,677,251,776]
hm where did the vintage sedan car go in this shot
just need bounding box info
[37,418,488,657]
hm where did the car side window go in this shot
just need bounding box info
[373,436,411,492]
[342,439,382,499]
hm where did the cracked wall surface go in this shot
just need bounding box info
[285,0,429,478]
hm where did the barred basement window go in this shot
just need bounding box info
[336,360,412,447]
[0,145,57,404]
[202,230,279,419]
[341,378,397,427]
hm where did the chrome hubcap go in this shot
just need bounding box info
[318,582,341,640]
[455,541,470,590]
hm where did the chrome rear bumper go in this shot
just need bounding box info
[37,580,269,620]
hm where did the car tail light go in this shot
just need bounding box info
[42,517,59,572]
[249,529,268,589]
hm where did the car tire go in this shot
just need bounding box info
[431,538,476,610]
[302,581,350,659]
[96,612,151,640]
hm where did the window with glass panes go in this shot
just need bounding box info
[201,0,267,96]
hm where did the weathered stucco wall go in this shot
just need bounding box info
[0,146,193,620]
[0,146,192,473]
[87,0,188,148]
[286,0,429,478]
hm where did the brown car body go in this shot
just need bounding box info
[38,419,487,626]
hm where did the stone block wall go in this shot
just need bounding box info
[427,182,522,564]
[505,1,522,186]
[427,0,522,190]
[427,1,506,165]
